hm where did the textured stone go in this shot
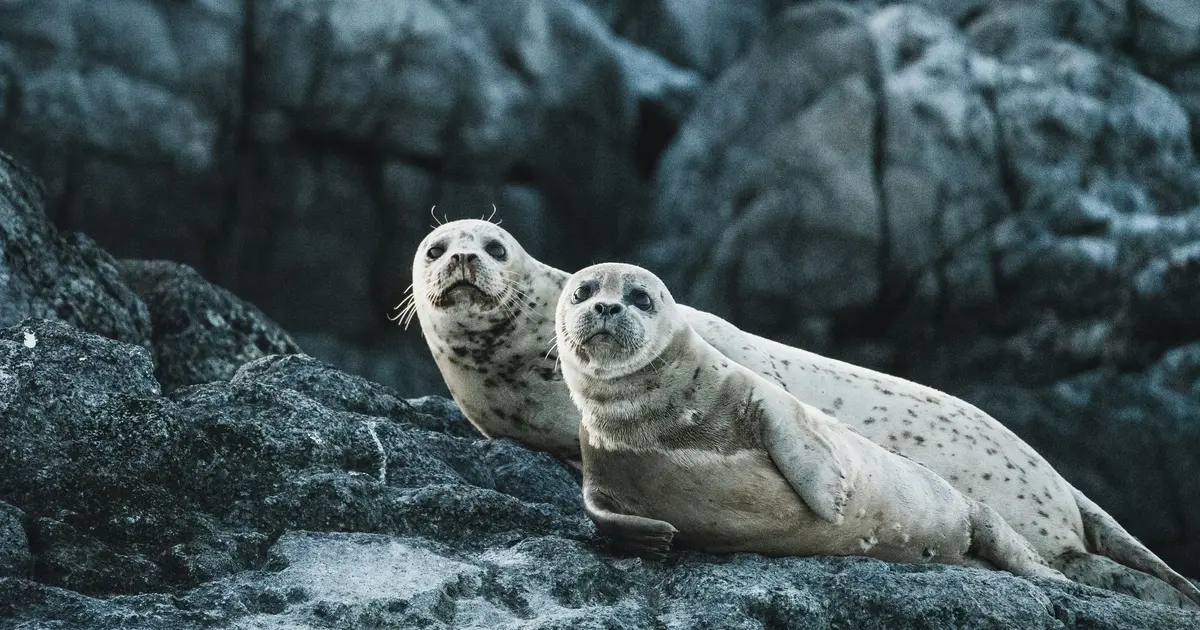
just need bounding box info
[0,502,29,579]
[645,3,883,335]
[117,259,303,392]
[0,150,150,349]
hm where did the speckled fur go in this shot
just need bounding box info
[410,221,1200,607]
[556,263,1065,580]
[413,220,576,460]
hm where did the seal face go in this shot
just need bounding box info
[556,263,1069,581]
[409,219,577,460]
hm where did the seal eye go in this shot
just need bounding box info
[630,289,653,311]
[484,241,507,260]
[427,245,445,260]
[572,285,593,303]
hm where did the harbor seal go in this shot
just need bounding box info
[554,262,1066,579]
[403,219,1200,606]
[405,218,576,460]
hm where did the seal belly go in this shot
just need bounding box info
[585,446,817,554]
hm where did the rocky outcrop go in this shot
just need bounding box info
[0,502,30,579]
[117,259,302,392]
[0,150,150,347]
[643,3,1200,375]
[2,1,1200,625]
[2,318,1199,629]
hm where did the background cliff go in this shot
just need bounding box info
[1,0,1199,625]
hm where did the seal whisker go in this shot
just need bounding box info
[430,205,442,226]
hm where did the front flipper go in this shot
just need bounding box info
[583,484,677,558]
[760,398,853,524]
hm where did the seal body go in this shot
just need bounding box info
[557,263,1063,579]
[407,221,1200,607]
[410,219,577,460]
[681,309,1085,555]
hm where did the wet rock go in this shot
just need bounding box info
[3,533,1200,629]
[117,259,302,392]
[1,318,1199,628]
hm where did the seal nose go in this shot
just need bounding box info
[451,252,479,264]
[593,302,623,317]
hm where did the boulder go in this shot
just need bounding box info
[0,150,150,348]
[117,259,302,392]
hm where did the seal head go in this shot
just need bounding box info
[413,219,528,323]
[556,262,681,380]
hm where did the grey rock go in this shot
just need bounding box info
[585,0,777,78]
[117,259,302,392]
[644,3,1200,388]
[0,0,241,269]
[0,151,150,349]
[0,501,29,579]
[0,317,585,597]
[645,3,884,334]
[1148,342,1200,400]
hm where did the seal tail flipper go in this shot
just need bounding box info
[1055,551,1199,609]
[1071,486,1200,607]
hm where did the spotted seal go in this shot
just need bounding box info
[402,219,1200,607]
[554,262,1069,580]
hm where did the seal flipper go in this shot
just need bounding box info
[583,484,677,558]
[966,501,1067,581]
[760,399,852,524]
[1070,486,1200,607]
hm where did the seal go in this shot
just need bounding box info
[402,219,1200,607]
[405,218,577,461]
[554,262,1067,579]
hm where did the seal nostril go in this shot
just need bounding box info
[466,253,479,263]
[594,302,622,316]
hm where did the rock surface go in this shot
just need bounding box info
[0,150,150,348]
[0,502,30,580]
[2,318,1199,629]
[117,259,302,392]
